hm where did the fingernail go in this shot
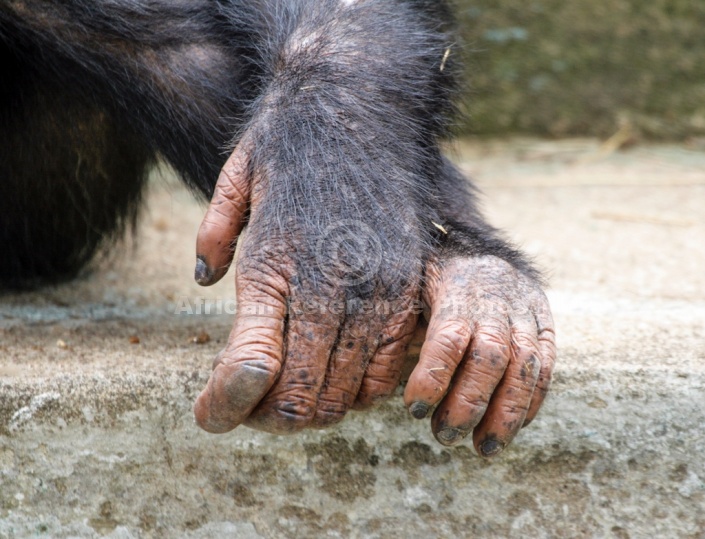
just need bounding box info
[480,438,504,458]
[437,427,461,445]
[195,256,212,285]
[409,402,430,419]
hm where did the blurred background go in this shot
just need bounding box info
[454,0,705,142]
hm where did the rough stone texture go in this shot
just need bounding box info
[1,140,705,538]
[456,0,705,140]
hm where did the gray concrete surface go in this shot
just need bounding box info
[1,139,704,538]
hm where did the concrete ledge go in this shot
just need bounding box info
[2,140,705,538]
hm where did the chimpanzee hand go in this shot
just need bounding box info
[192,133,423,434]
[405,252,556,457]
[185,0,556,454]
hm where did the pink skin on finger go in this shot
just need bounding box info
[195,140,253,287]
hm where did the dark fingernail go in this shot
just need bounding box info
[195,256,212,285]
[480,438,504,458]
[437,428,461,445]
[409,402,430,419]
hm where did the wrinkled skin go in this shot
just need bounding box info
[193,138,557,458]
[193,135,422,434]
[405,254,556,455]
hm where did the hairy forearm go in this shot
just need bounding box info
[219,1,462,269]
[238,0,457,135]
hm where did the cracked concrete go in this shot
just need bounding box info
[1,139,704,538]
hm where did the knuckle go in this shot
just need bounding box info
[381,316,414,340]
[217,180,248,210]
[373,341,405,358]
[426,323,470,363]
[369,347,406,370]
[318,377,357,403]
[538,334,558,357]
[494,399,529,422]
[454,392,490,418]
[317,392,352,410]
[433,319,471,341]
[458,366,501,397]
[237,263,290,300]
[314,395,351,425]
[512,333,541,359]
[358,372,397,399]
[475,326,510,347]
[219,158,245,185]
[236,251,280,275]
[471,334,510,366]
[272,396,316,428]
[362,372,399,393]
[239,278,287,304]
[235,357,280,378]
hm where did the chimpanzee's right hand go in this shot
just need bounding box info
[192,131,425,434]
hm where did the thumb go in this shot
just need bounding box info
[195,138,253,286]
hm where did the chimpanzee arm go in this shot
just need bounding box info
[192,0,457,433]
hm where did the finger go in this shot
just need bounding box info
[353,306,419,411]
[403,300,473,420]
[429,322,512,446]
[193,272,287,433]
[471,316,541,458]
[310,310,385,427]
[405,320,429,374]
[523,300,557,426]
[245,296,343,433]
[195,140,252,286]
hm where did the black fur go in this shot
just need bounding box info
[0,42,151,288]
[430,154,541,283]
[0,0,536,290]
